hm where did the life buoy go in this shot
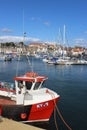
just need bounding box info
[25,72,38,77]
[21,113,27,119]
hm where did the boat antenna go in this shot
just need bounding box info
[23,32,34,72]
[22,10,33,72]
[16,11,33,76]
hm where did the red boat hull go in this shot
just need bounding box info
[28,97,59,122]
[0,97,59,122]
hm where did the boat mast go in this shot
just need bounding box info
[57,28,62,44]
[63,25,66,59]
[22,11,34,72]
[63,25,66,45]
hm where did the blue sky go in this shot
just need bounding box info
[0,0,87,47]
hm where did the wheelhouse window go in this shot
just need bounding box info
[25,81,32,90]
[33,82,41,90]
[18,81,23,88]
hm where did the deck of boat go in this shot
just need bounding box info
[0,98,16,105]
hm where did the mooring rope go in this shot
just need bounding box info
[55,104,72,130]
[54,105,59,130]
[46,90,72,130]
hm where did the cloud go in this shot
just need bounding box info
[1,28,13,33]
[84,31,87,34]
[43,21,50,26]
[74,38,87,47]
[31,17,36,21]
[31,17,41,21]
[0,36,40,43]
[31,17,50,26]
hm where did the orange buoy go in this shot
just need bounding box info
[21,113,27,119]
[26,72,38,77]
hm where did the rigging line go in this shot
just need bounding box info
[22,11,34,72]
[23,32,34,72]
[26,54,33,72]
[16,54,20,76]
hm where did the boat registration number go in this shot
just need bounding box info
[37,102,48,108]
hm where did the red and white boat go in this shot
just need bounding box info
[0,72,60,123]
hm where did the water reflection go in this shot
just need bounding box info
[0,58,87,130]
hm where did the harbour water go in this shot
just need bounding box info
[0,57,87,130]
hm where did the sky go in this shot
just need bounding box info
[0,0,87,47]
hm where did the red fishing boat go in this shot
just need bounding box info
[0,72,60,123]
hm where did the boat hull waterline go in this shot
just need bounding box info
[0,96,59,122]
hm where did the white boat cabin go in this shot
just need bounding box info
[14,72,48,104]
[0,72,48,105]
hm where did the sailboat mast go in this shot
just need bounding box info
[62,25,65,58]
